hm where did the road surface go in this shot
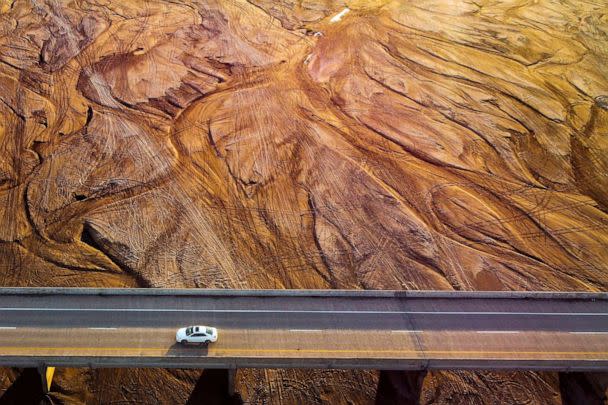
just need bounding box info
[0,288,606,371]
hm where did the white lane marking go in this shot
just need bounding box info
[290,329,322,332]
[0,308,605,316]
[88,327,117,330]
[476,331,520,334]
[330,7,350,23]
[569,331,608,334]
[0,327,16,329]
[391,330,422,333]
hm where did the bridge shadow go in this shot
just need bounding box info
[164,344,242,404]
[0,368,49,405]
[186,369,242,405]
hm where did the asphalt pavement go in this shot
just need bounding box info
[0,289,606,370]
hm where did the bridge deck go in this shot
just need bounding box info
[0,288,606,371]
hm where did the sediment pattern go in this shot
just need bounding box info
[0,0,607,403]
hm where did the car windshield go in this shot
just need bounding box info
[206,328,214,335]
[186,327,193,336]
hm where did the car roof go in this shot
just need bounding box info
[190,325,210,330]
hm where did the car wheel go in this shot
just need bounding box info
[180,340,187,344]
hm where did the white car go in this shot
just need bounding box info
[176,325,218,344]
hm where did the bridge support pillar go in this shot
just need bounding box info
[227,368,236,397]
[375,370,426,404]
[559,372,607,405]
[37,365,55,393]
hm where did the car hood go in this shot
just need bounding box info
[209,328,218,341]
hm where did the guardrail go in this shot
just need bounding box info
[0,287,606,299]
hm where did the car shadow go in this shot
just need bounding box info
[165,342,210,356]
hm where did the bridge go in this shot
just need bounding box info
[0,288,607,398]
